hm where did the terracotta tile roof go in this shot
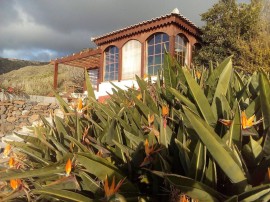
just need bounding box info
[91,8,200,42]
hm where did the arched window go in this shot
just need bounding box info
[122,40,141,80]
[104,46,119,81]
[147,33,169,75]
[175,34,189,66]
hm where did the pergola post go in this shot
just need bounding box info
[53,62,59,89]
[118,48,122,82]
[141,41,145,77]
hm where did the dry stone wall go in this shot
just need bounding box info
[0,100,59,136]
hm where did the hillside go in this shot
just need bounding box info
[0,57,48,75]
[0,63,84,96]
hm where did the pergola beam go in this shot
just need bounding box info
[52,48,102,90]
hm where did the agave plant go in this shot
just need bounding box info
[0,54,269,201]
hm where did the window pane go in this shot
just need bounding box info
[122,40,142,79]
[155,44,161,53]
[147,33,169,75]
[104,46,119,81]
[175,35,189,67]
[148,36,155,45]
[148,45,154,55]
[148,56,153,66]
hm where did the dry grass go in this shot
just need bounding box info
[0,64,84,96]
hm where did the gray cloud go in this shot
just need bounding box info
[0,0,249,61]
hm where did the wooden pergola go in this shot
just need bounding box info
[52,48,102,89]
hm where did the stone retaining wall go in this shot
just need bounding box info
[0,100,59,136]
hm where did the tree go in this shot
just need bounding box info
[195,0,270,72]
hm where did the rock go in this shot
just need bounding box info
[22,110,30,116]
[0,102,12,106]
[33,105,43,110]
[13,100,25,105]
[12,111,21,116]
[7,117,17,123]
[19,122,29,128]
[37,102,50,107]
[14,104,22,108]
[28,114,40,123]
[1,114,7,119]
[0,106,6,114]
[24,106,32,110]
[5,124,15,132]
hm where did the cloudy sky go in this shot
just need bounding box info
[0,0,250,62]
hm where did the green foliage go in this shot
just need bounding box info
[195,0,270,73]
[0,54,269,201]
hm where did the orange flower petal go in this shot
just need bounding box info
[77,98,83,111]
[246,114,255,127]
[104,175,125,199]
[3,144,11,157]
[148,114,154,126]
[162,104,169,117]
[196,71,201,79]
[136,93,142,100]
[9,157,15,168]
[65,158,72,176]
[241,111,248,129]
[219,119,233,126]
[10,179,21,190]
[144,139,150,156]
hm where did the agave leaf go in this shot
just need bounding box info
[112,139,134,157]
[211,58,233,119]
[76,153,138,193]
[259,71,270,130]
[53,91,75,124]
[182,68,217,126]
[136,75,148,91]
[124,130,144,147]
[224,196,238,202]
[34,127,59,152]
[234,71,249,101]
[6,141,49,165]
[160,117,172,148]
[1,164,65,180]
[249,71,259,97]
[242,137,264,166]
[33,188,93,202]
[54,116,70,138]
[169,88,199,114]
[223,102,242,149]
[79,171,101,193]
[101,119,117,145]
[175,139,190,175]
[48,132,68,154]
[220,94,233,119]
[245,96,260,118]
[76,115,83,142]
[0,190,26,201]
[163,52,177,100]
[204,157,217,189]
[43,175,80,190]
[132,93,153,118]
[259,71,270,155]
[65,135,89,152]
[206,56,233,88]
[189,141,205,181]
[238,184,270,202]
[152,171,227,202]
[183,106,247,184]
